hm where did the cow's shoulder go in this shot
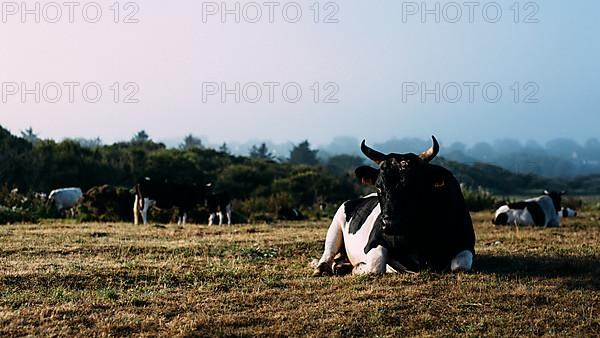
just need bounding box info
[343,194,379,234]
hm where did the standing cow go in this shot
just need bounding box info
[133,178,233,226]
[313,136,476,275]
[133,178,205,225]
[206,190,232,226]
[48,188,83,212]
[493,191,566,227]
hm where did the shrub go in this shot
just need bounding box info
[74,185,135,222]
[0,206,37,224]
[462,185,498,211]
[0,185,56,221]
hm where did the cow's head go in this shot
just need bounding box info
[356,136,440,234]
[46,192,56,206]
[544,190,566,212]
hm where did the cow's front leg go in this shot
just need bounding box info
[141,198,152,225]
[208,213,216,226]
[218,211,225,225]
[313,206,345,276]
[226,205,232,225]
[352,246,387,275]
[133,195,140,225]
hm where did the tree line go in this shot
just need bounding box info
[1,125,599,223]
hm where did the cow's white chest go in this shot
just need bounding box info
[342,203,381,266]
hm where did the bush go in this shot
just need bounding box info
[0,185,56,221]
[236,193,291,217]
[0,206,37,224]
[74,185,135,222]
[462,185,498,211]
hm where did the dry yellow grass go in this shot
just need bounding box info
[1,211,599,337]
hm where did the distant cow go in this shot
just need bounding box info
[313,136,476,275]
[206,191,232,226]
[493,190,566,227]
[48,188,83,212]
[559,207,577,218]
[134,178,233,225]
[133,178,205,225]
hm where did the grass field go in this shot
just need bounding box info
[1,211,599,337]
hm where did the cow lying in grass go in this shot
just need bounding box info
[559,207,577,218]
[313,136,476,276]
[493,191,566,227]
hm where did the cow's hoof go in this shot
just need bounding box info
[333,262,353,276]
[312,262,333,277]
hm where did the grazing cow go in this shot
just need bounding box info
[493,191,566,227]
[313,136,476,275]
[206,191,232,226]
[48,188,83,211]
[558,207,577,218]
[133,178,205,225]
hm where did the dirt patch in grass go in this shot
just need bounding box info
[1,213,599,336]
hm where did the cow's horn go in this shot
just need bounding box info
[419,136,439,162]
[361,140,387,164]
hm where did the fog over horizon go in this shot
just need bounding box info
[7,124,599,178]
[6,124,599,154]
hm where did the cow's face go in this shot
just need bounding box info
[544,190,566,212]
[46,193,55,206]
[357,136,439,233]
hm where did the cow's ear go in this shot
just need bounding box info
[355,166,379,185]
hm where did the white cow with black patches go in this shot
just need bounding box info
[558,207,577,218]
[493,191,565,227]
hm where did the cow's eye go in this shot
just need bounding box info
[376,186,382,193]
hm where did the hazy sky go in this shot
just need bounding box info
[0,0,598,146]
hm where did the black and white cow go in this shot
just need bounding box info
[133,178,233,225]
[313,136,476,275]
[493,191,565,227]
[559,207,577,218]
[206,191,232,226]
[133,178,205,225]
[48,187,83,211]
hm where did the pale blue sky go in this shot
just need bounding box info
[0,0,598,146]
